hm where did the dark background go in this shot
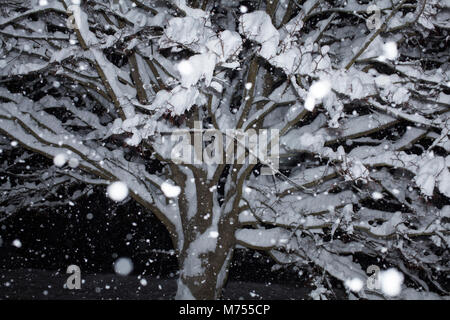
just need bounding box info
[0,184,324,299]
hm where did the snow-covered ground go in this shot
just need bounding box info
[0,269,313,300]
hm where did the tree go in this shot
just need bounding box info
[0,0,449,299]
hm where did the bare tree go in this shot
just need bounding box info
[0,0,449,299]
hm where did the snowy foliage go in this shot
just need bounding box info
[0,0,449,300]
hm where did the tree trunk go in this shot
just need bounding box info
[175,224,235,300]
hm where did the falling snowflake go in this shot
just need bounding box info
[114,257,134,276]
[140,278,148,286]
[345,278,364,292]
[371,192,383,200]
[107,181,129,201]
[53,153,67,167]
[161,181,181,198]
[208,231,219,238]
[379,268,404,297]
[12,239,22,248]
[68,157,79,168]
